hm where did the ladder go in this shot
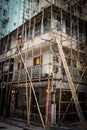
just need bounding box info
[53,31,86,130]
[16,45,45,129]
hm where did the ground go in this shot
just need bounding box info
[0,117,82,130]
[0,121,23,130]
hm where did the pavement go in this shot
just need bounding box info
[0,117,82,130]
[0,121,23,130]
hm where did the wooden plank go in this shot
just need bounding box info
[53,31,86,130]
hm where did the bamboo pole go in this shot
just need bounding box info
[28,84,31,125]
[58,0,63,123]
[16,45,45,129]
[58,79,62,122]
[25,72,30,125]
[45,78,50,127]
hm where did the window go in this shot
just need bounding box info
[7,38,11,51]
[37,0,39,4]
[43,14,51,32]
[26,28,29,39]
[72,26,78,40]
[72,17,78,40]
[29,26,33,39]
[54,15,61,31]
[14,23,16,26]
[35,21,41,36]
[2,21,6,28]
[3,10,7,16]
[34,57,40,66]
[0,43,3,54]
[3,61,9,73]
[65,19,70,36]
[5,0,9,5]
[79,20,84,42]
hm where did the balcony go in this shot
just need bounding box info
[13,65,51,82]
[32,65,42,79]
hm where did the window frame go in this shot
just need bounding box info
[33,56,41,66]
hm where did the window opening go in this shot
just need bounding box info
[34,57,41,66]
[35,21,41,36]
[43,14,51,32]
[54,15,61,31]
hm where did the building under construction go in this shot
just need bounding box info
[0,0,87,129]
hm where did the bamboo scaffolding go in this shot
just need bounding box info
[61,65,87,122]
[16,45,45,129]
[52,30,86,130]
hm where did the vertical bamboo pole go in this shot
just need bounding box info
[28,84,31,125]
[69,0,73,120]
[58,79,62,122]
[45,78,50,127]
[58,0,63,123]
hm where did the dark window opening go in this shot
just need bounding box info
[7,38,11,51]
[79,20,84,42]
[35,21,41,36]
[54,15,61,31]
[27,28,29,39]
[72,17,78,40]
[65,19,70,36]
[43,14,51,32]
[37,0,39,4]
[14,23,16,26]
[3,10,7,16]
[29,26,33,39]
[2,22,6,28]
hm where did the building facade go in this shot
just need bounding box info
[0,0,87,128]
[0,0,33,39]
